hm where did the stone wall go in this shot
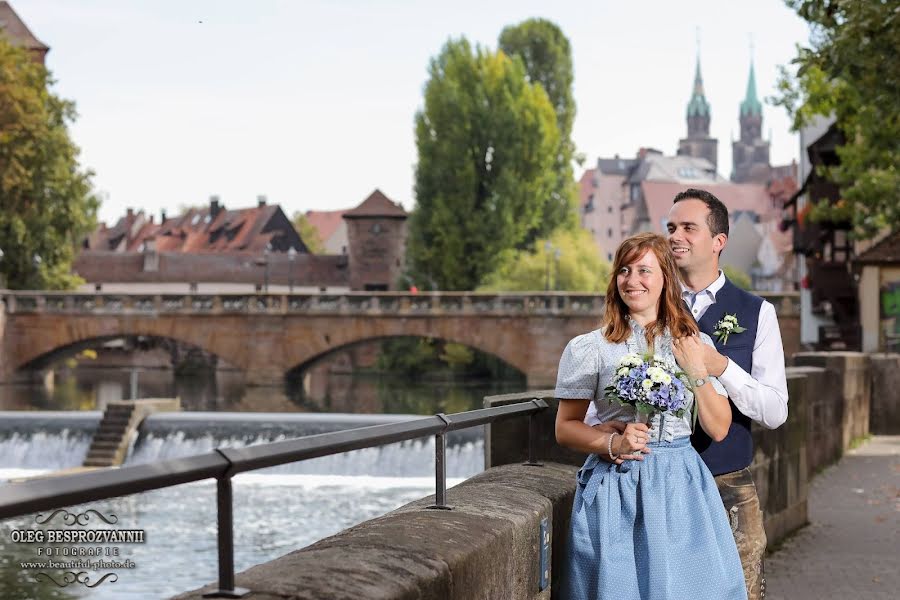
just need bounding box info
[174,462,578,600]
[174,351,881,598]
[794,352,871,449]
[868,353,900,434]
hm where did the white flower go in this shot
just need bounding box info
[641,379,653,391]
[720,321,734,331]
[648,366,666,383]
[661,373,672,385]
[618,367,630,376]
[724,315,738,324]
[620,353,642,367]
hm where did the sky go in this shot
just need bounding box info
[13,0,813,226]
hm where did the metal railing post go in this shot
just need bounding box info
[427,413,452,510]
[204,469,249,597]
[525,398,549,466]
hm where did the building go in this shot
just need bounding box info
[74,190,408,293]
[677,57,719,172]
[0,1,48,64]
[854,230,900,353]
[305,209,349,255]
[579,50,799,289]
[732,61,773,183]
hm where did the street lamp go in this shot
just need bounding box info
[544,241,553,291]
[287,246,297,293]
[554,248,562,291]
[263,244,271,293]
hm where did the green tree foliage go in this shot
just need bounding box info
[499,18,579,237]
[0,37,98,289]
[774,0,900,238]
[722,265,752,291]
[407,38,560,290]
[291,211,325,254]
[478,228,611,292]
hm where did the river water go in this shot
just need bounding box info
[0,367,524,599]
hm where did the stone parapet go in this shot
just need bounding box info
[173,462,577,600]
[751,369,809,543]
[868,353,900,435]
[794,352,871,448]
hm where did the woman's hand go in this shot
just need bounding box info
[672,334,709,380]
[614,422,652,458]
[593,421,651,462]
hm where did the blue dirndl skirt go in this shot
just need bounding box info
[562,436,747,600]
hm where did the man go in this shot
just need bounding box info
[585,188,788,600]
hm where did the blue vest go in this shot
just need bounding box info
[690,278,762,475]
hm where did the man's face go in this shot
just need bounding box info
[666,199,725,272]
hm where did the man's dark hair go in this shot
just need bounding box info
[672,188,729,238]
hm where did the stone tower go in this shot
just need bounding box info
[677,57,719,171]
[731,61,772,183]
[342,190,408,291]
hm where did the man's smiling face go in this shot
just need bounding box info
[666,198,725,273]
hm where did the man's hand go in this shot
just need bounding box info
[700,341,729,377]
[591,420,650,464]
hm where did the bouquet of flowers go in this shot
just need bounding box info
[603,352,693,423]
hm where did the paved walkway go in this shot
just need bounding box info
[765,436,900,599]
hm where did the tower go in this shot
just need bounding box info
[731,59,771,182]
[677,56,719,171]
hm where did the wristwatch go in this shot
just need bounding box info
[694,376,709,387]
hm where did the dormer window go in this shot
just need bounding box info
[191,213,201,225]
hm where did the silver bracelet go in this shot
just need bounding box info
[608,432,619,461]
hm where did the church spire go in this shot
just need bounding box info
[740,59,762,116]
[686,56,711,118]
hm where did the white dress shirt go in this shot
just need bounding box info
[584,271,789,430]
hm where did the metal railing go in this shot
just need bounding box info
[0,399,549,598]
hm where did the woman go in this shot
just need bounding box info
[555,232,747,600]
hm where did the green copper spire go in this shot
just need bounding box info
[740,61,763,116]
[686,57,710,117]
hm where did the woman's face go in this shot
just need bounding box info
[616,248,665,319]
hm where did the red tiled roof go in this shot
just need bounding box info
[88,203,291,254]
[343,189,407,218]
[306,209,347,243]
[641,181,778,232]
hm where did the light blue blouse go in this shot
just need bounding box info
[554,320,727,442]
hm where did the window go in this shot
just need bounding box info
[607,228,613,238]
[607,205,613,213]
[607,253,613,261]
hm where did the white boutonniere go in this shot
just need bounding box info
[713,313,746,345]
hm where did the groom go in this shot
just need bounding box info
[585,188,788,600]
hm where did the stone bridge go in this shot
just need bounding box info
[0,291,800,388]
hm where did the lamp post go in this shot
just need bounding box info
[544,241,553,291]
[263,244,271,293]
[554,248,562,291]
[287,246,297,293]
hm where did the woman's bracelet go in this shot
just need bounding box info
[608,432,619,461]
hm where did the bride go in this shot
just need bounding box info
[554,232,747,599]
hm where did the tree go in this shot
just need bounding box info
[722,265,752,291]
[291,211,325,254]
[499,19,579,238]
[0,37,98,289]
[774,0,900,239]
[408,38,560,290]
[478,228,611,292]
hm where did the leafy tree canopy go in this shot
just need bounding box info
[407,38,560,290]
[0,37,98,289]
[774,0,900,238]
